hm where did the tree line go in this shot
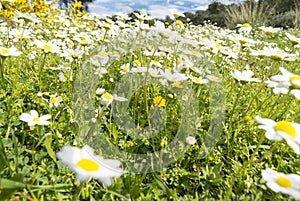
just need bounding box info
[74,0,300,28]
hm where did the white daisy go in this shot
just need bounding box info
[266,67,300,100]
[255,116,300,154]
[34,40,60,54]
[0,46,22,57]
[50,94,62,108]
[230,69,261,83]
[259,26,281,35]
[160,69,188,82]
[237,23,252,35]
[285,33,300,45]
[56,145,123,186]
[120,63,130,75]
[101,92,114,105]
[168,9,185,18]
[189,75,209,84]
[20,110,51,126]
[262,168,300,199]
[96,88,106,95]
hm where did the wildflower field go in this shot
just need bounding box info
[1,1,300,200]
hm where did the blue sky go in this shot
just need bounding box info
[87,0,241,19]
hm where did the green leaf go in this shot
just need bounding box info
[0,178,25,189]
[152,173,170,196]
[0,150,6,173]
[0,173,24,201]
[45,135,57,162]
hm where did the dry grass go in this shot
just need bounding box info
[294,0,300,28]
[224,0,276,29]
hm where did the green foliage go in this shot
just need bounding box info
[0,1,300,201]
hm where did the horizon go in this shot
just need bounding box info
[87,0,242,19]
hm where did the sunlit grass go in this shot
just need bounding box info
[0,1,300,201]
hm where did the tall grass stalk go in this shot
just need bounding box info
[294,0,300,28]
[225,0,275,28]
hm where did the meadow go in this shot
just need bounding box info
[1,1,300,200]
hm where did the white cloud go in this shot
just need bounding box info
[88,4,111,17]
[148,4,181,19]
[194,5,208,11]
[115,3,133,13]
[174,1,185,6]
[87,0,243,19]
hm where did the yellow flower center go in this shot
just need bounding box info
[193,77,201,84]
[16,34,22,39]
[265,31,273,35]
[98,51,108,57]
[75,1,83,8]
[245,115,252,121]
[173,14,180,18]
[43,44,53,51]
[153,96,166,107]
[175,20,184,28]
[80,37,87,43]
[68,53,78,58]
[258,51,267,57]
[276,176,292,188]
[172,82,183,88]
[290,75,300,89]
[77,158,99,172]
[270,53,283,60]
[242,23,251,28]
[134,60,141,66]
[2,48,9,54]
[103,93,112,100]
[122,66,129,72]
[64,72,70,79]
[191,50,199,55]
[33,117,40,122]
[274,121,296,138]
[159,32,170,39]
[103,22,112,29]
[152,60,158,65]
[51,97,57,104]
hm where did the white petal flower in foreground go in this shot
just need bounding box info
[255,116,300,154]
[169,8,185,18]
[266,67,300,100]
[34,40,60,54]
[262,168,300,199]
[0,46,22,57]
[230,69,261,83]
[20,110,51,126]
[56,145,123,186]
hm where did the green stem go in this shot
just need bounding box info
[227,84,244,153]
[39,53,47,91]
[244,83,265,114]
[143,65,152,135]
[276,95,293,118]
[229,84,244,122]
[266,94,282,117]
[72,181,85,201]
[97,183,131,201]
[0,133,10,171]
[224,132,265,200]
